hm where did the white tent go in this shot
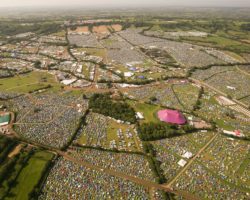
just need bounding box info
[182,151,193,159]
[178,159,187,167]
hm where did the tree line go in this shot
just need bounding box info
[138,122,196,141]
[89,93,136,123]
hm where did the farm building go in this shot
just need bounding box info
[157,109,186,125]
[0,113,10,127]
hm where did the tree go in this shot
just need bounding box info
[149,96,157,102]
[89,93,136,123]
[34,61,41,69]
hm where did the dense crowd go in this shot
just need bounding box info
[38,33,66,44]
[127,84,177,105]
[68,34,101,48]
[205,49,240,64]
[192,66,250,100]
[101,35,146,64]
[98,68,121,82]
[153,143,182,181]
[199,134,250,188]
[12,93,88,148]
[191,65,233,80]
[75,112,141,151]
[75,112,108,147]
[196,92,250,136]
[206,70,250,100]
[149,133,202,182]
[0,58,33,73]
[0,69,12,78]
[0,92,21,100]
[118,28,222,68]
[119,29,163,46]
[69,148,156,181]
[127,83,189,109]
[144,30,208,39]
[187,131,215,147]
[39,45,73,61]
[174,162,249,200]
[39,157,151,199]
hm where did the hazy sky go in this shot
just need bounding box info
[0,0,249,8]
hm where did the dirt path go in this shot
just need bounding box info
[6,82,40,91]
[8,144,23,158]
[149,187,156,200]
[165,134,218,188]
[236,66,250,76]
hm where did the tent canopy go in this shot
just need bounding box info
[158,109,186,125]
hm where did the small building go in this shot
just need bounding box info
[182,151,193,159]
[178,159,187,167]
[0,113,10,127]
[124,72,134,77]
[226,86,236,90]
[61,78,77,86]
[136,112,144,120]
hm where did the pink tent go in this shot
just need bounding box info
[234,130,241,136]
[157,109,186,125]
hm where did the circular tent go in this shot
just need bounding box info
[157,109,186,125]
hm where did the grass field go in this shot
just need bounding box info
[6,151,54,200]
[127,100,161,123]
[0,71,61,93]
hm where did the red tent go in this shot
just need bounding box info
[157,109,186,125]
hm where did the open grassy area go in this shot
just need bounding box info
[215,119,234,130]
[0,71,61,93]
[127,100,161,123]
[6,151,54,200]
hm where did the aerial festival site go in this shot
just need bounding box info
[0,0,250,199]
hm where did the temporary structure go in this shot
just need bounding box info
[158,109,186,125]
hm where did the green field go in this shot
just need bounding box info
[0,71,61,93]
[6,151,54,200]
[214,119,234,130]
[127,100,161,123]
